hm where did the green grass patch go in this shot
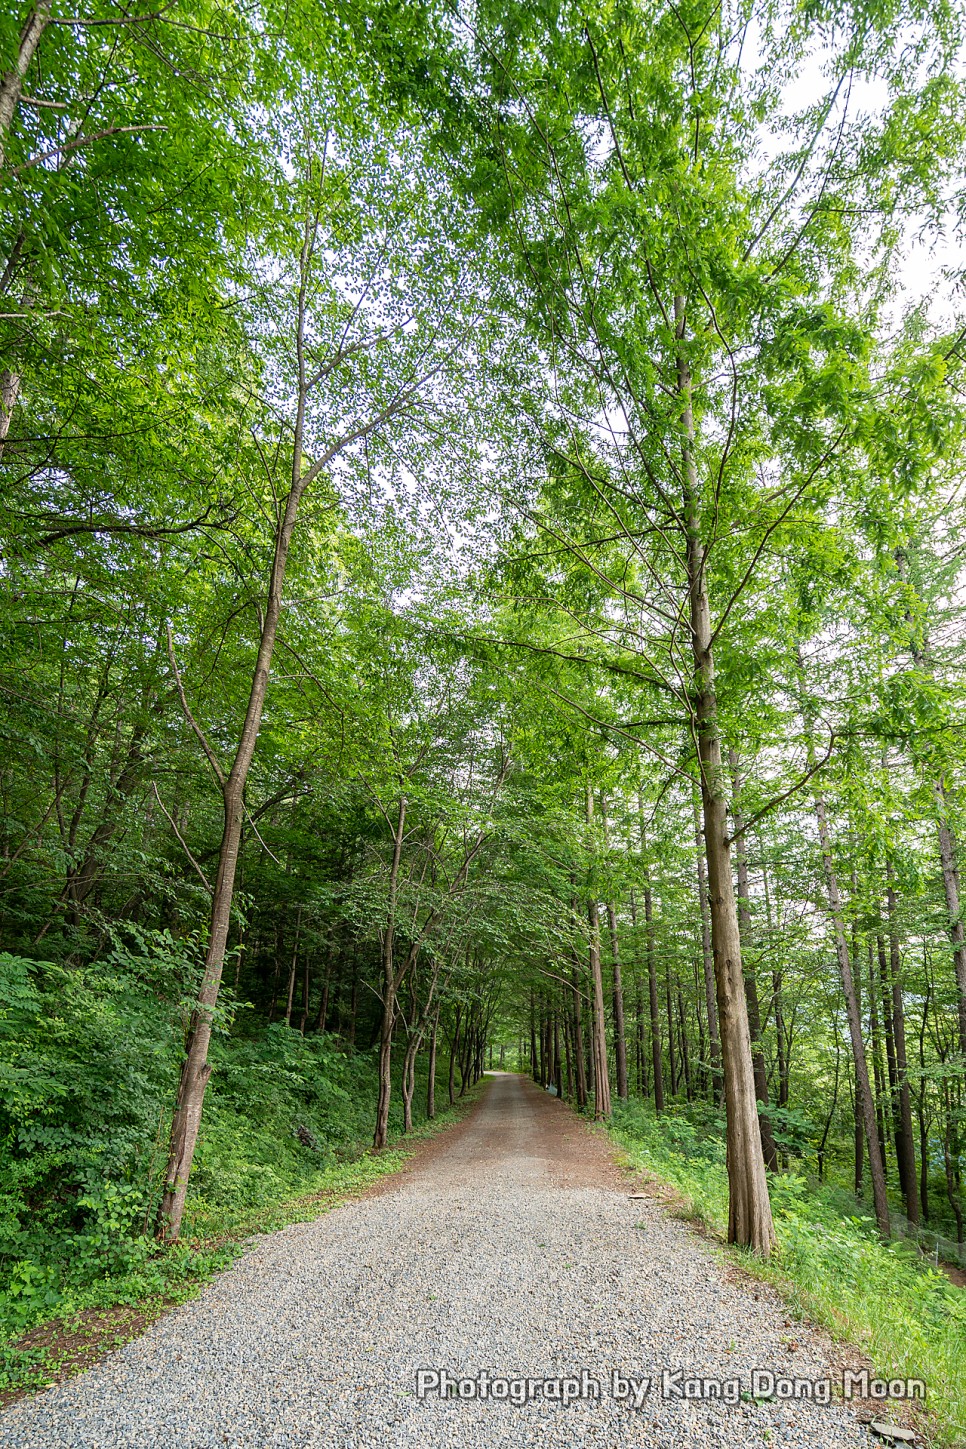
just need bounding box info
[608,1099,966,1448]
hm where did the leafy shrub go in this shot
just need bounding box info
[0,941,440,1348]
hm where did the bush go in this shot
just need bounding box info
[0,941,438,1348]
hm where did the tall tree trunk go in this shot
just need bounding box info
[159,489,304,1239]
[677,989,692,1099]
[448,1006,460,1106]
[601,799,628,1100]
[571,966,588,1109]
[345,950,358,1046]
[896,548,966,1058]
[665,970,677,1096]
[693,793,722,1099]
[159,227,360,1237]
[538,997,547,1086]
[728,753,778,1171]
[586,787,611,1120]
[877,933,905,1196]
[936,782,966,1057]
[0,4,50,166]
[373,796,407,1149]
[867,942,889,1175]
[643,871,664,1113]
[607,902,628,1100]
[284,905,302,1028]
[401,1032,417,1133]
[299,946,310,1035]
[427,1008,438,1120]
[918,969,932,1221]
[941,1080,964,1246]
[759,850,789,1115]
[0,6,49,457]
[677,295,774,1254]
[885,871,919,1224]
[630,890,648,1095]
[563,1004,573,1100]
[532,996,541,1078]
[811,785,891,1237]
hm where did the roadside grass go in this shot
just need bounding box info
[607,1100,966,1448]
[0,1083,481,1406]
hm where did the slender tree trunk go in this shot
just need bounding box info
[868,942,889,1175]
[877,934,905,1196]
[918,970,931,1222]
[63,724,147,919]
[299,950,310,1035]
[346,951,358,1046]
[0,4,50,167]
[817,1029,841,1181]
[936,781,966,1057]
[692,955,706,1097]
[728,753,778,1171]
[607,902,628,1100]
[630,889,648,1096]
[643,872,664,1113]
[760,851,789,1115]
[427,1008,438,1120]
[0,3,48,465]
[373,797,407,1149]
[874,927,909,1188]
[941,1082,964,1245]
[601,799,628,1100]
[401,1040,416,1132]
[283,906,302,1028]
[677,295,774,1254]
[159,242,341,1238]
[665,971,677,1096]
[0,221,29,458]
[849,934,864,1196]
[538,997,547,1086]
[532,991,541,1083]
[315,936,335,1032]
[693,793,722,1099]
[586,787,611,1120]
[811,786,891,1237]
[407,965,444,1123]
[636,982,646,1095]
[886,871,919,1224]
[572,966,588,1109]
[448,1007,459,1106]
[678,989,692,1099]
[563,1004,573,1100]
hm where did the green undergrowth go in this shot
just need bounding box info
[0,946,480,1401]
[0,1094,477,1402]
[608,1099,966,1447]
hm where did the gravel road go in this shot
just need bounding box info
[0,1072,877,1448]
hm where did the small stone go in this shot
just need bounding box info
[870,1423,917,1443]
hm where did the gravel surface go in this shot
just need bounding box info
[0,1073,876,1448]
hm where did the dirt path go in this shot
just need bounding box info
[0,1074,878,1448]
